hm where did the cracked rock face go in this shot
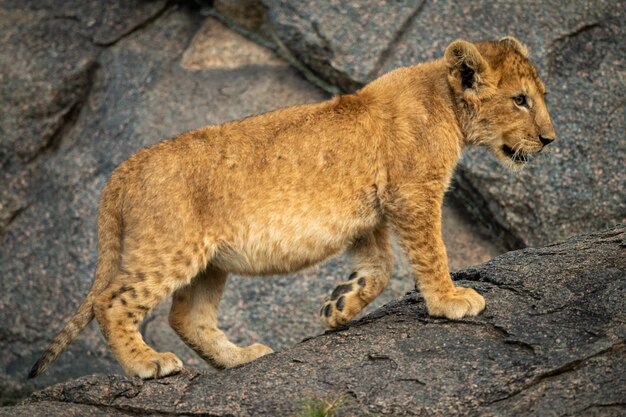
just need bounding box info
[221,0,626,249]
[0,0,168,232]
[2,225,624,416]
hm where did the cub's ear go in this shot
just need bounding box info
[444,39,489,91]
[500,35,529,57]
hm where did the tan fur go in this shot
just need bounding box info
[30,37,555,379]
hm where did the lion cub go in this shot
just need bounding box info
[30,36,555,379]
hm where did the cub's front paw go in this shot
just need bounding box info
[123,351,183,379]
[426,286,485,320]
[240,343,273,364]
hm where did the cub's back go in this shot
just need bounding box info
[107,94,386,272]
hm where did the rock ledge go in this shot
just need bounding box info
[4,225,625,416]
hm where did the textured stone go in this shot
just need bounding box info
[262,0,424,91]
[222,0,626,248]
[0,0,167,230]
[3,225,624,416]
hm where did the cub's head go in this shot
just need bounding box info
[444,36,556,167]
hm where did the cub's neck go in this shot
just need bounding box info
[358,60,465,149]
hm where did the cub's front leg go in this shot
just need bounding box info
[390,184,485,319]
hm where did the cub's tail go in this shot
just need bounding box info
[28,181,123,378]
[27,293,98,379]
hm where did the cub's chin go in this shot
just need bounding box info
[491,144,539,170]
[502,144,532,163]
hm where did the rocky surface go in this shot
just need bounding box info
[2,225,624,416]
[215,0,626,249]
[0,0,500,402]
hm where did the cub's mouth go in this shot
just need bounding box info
[502,144,531,164]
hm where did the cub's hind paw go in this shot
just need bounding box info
[123,351,183,379]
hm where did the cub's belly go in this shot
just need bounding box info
[211,212,378,275]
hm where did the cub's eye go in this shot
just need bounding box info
[513,94,528,107]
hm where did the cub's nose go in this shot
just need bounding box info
[539,135,555,147]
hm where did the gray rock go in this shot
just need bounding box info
[2,225,624,416]
[261,0,424,91]
[218,0,626,249]
[0,0,167,231]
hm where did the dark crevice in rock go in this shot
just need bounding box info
[493,282,541,301]
[547,22,600,78]
[503,339,536,355]
[3,204,29,231]
[457,319,537,355]
[455,269,543,301]
[265,25,341,94]
[451,268,482,281]
[532,342,625,383]
[464,269,543,300]
[395,376,426,385]
[24,62,100,165]
[577,403,626,413]
[450,172,526,250]
[50,395,225,417]
[551,22,601,45]
[30,399,153,416]
[92,2,171,47]
[487,342,625,406]
[45,14,83,24]
[173,372,203,413]
[368,0,427,80]
[310,21,331,55]
[527,303,572,317]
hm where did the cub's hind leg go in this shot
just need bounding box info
[94,241,210,378]
[169,267,273,369]
[321,223,394,328]
[95,275,183,378]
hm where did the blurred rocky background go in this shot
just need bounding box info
[0,0,623,411]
